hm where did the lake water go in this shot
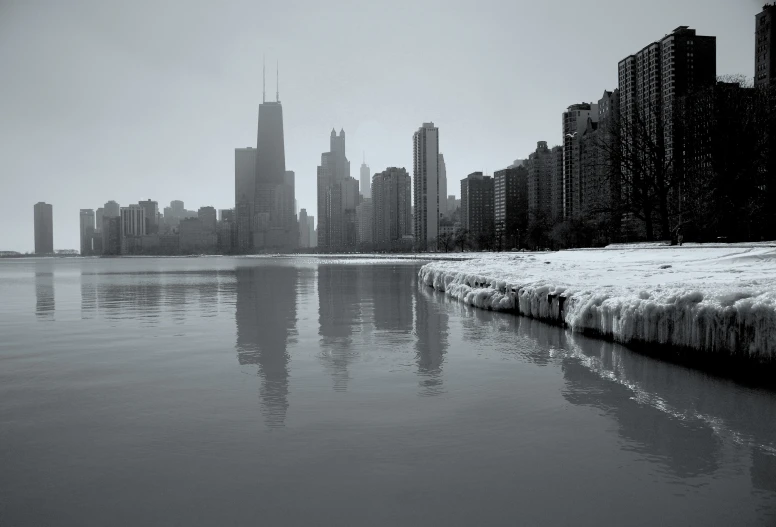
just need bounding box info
[1,257,775,526]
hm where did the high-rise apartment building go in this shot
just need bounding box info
[101,216,121,255]
[438,153,447,219]
[95,208,104,233]
[359,158,371,199]
[307,216,316,248]
[494,166,528,248]
[563,103,598,219]
[198,206,217,233]
[618,26,716,227]
[120,205,146,237]
[527,141,553,221]
[138,199,158,235]
[372,167,412,249]
[33,202,53,255]
[756,4,776,87]
[460,172,494,239]
[298,208,310,248]
[103,200,120,218]
[413,122,440,248]
[356,198,373,245]
[119,205,145,255]
[579,90,621,241]
[79,209,95,255]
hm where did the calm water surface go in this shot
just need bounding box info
[1,257,775,526]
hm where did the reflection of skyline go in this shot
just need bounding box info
[34,271,55,320]
[414,284,449,396]
[317,265,360,392]
[235,265,297,427]
[372,266,413,333]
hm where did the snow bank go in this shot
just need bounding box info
[419,247,776,363]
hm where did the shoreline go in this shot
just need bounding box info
[418,246,776,378]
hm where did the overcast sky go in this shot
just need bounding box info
[0,0,759,252]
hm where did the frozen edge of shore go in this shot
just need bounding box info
[418,263,776,364]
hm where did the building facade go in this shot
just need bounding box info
[494,166,528,249]
[34,202,53,254]
[413,122,440,248]
[234,147,256,252]
[356,198,374,246]
[563,103,598,219]
[756,4,776,87]
[526,141,554,221]
[138,199,158,235]
[359,160,371,199]
[79,209,95,255]
[317,128,357,251]
[372,167,412,249]
[618,26,716,234]
[460,172,494,239]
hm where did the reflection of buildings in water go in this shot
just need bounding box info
[558,336,722,479]
[235,265,297,427]
[34,272,55,320]
[372,266,414,333]
[317,265,360,392]
[196,271,221,318]
[91,272,163,323]
[80,273,98,319]
[414,284,449,396]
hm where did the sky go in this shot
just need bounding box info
[0,0,760,252]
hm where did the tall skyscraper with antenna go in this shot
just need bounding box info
[252,59,297,250]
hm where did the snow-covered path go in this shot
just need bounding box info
[418,246,776,363]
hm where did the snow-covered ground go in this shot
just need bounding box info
[419,246,776,363]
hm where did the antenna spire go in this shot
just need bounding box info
[276,60,279,102]
[262,55,266,103]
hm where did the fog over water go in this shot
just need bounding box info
[1,257,774,526]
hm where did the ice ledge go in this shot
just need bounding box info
[418,247,776,363]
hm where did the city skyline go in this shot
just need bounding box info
[0,0,760,252]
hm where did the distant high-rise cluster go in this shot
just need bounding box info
[36,9,775,255]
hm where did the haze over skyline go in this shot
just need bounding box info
[0,0,758,252]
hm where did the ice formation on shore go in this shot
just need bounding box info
[418,246,776,362]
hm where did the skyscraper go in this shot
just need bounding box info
[438,153,447,219]
[413,122,440,248]
[299,208,310,248]
[253,68,295,251]
[95,208,104,233]
[103,200,120,218]
[527,141,553,221]
[33,202,53,255]
[138,199,159,234]
[618,26,716,233]
[563,103,598,219]
[234,147,256,253]
[461,172,494,240]
[356,198,373,245]
[317,128,357,251]
[756,4,776,88]
[494,166,528,249]
[79,209,95,255]
[360,157,371,199]
[372,167,412,249]
[198,206,217,233]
